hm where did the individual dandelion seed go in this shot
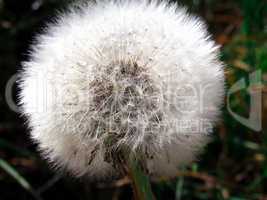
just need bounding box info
[19,0,225,181]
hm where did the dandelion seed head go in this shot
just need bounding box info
[19,0,225,179]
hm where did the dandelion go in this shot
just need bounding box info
[19,0,224,196]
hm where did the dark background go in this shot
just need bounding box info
[0,0,267,199]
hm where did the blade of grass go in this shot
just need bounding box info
[175,176,184,200]
[0,158,42,200]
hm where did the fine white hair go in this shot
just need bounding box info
[19,0,225,179]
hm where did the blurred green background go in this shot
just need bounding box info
[0,0,266,199]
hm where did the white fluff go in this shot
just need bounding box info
[19,0,225,179]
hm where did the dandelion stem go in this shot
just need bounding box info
[125,156,155,200]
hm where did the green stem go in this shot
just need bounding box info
[126,157,155,200]
[104,135,154,200]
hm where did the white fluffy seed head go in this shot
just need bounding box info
[19,0,225,179]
